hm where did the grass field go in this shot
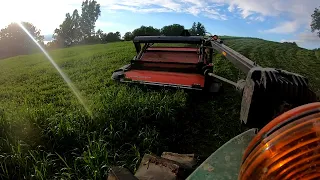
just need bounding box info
[0,38,319,179]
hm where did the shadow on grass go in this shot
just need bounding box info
[140,86,246,158]
[0,84,247,179]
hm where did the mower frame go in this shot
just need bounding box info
[112,34,317,128]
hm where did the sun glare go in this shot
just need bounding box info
[0,0,70,34]
[0,0,35,27]
[18,22,92,117]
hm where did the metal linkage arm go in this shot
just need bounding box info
[210,40,258,74]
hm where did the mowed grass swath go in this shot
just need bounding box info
[0,38,320,179]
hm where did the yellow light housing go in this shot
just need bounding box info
[239,102,320,180]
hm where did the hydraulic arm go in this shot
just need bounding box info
[206,36,317,128]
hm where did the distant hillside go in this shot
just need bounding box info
[221,37,320,93]
[316,49,320,60]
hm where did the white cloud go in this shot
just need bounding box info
[241,9,253,18]
[100,0,182,11]
[211,0,318,18]
[207,0,319,33]
[99,0,319,25]
[215,0,279,17]
[298,32,320,42]
[100,0,227,19]
[228,0,319,33]
[0,0,319,36]
[186,7,202,16]
[255,16,265,22]
[262,21,300,34]
[280,32,320,49]
[108,5,173,13]
[95,21,117,28]
[204,14,227,20]
[248,16,265,22]
[227,4,236,12]
[202,7,228,20]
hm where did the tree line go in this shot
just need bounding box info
[122,22,206,41]
[48,0,206,48]
[48,0,101,48]
[0,22,44,59]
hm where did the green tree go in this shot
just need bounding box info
[311,7,320,37]
[0,22,44,59]
[105,32,121,42]
[53,10,82,47]
[189,22,206,36]
[196,22,206,36]
[95,29,105,42]
[53,0,101,47]
[46,41,61,49]
[71,9,82,42]
[95,29,103,38]
[189,22,197,35]
[80,0,101,39]
[132,26,161,37]
[115,31,121,39]
[123,32,133,41]
[283,42,298,46]
[161,24,185,36]
[53,10,82,46]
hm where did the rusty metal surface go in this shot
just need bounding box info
[141,51,199,64]
[125,70,205,88]
[135,154,180,180]
[161,152,197,169]
[186,129,257,180]
[107,167,138,180]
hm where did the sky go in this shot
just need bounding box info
[0,0,319,49]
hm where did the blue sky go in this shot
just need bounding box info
[0,0,319,49]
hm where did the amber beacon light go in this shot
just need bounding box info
[239,102,320,180]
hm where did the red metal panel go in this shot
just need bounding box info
[141,62,195,69]
[147,47,198,52]
[141,51,199,63]
[125,70,205,87]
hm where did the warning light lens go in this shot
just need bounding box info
[239,102,320,180]
[222,51,227,57]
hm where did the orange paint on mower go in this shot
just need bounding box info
[112,35,220,93]
[125,70,205,88]
[141,51,199,64]
[122,46,206,88]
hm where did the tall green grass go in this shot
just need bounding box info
[0,39,319,179]
[315,49,320,60]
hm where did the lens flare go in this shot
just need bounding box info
[18,22,92,116]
